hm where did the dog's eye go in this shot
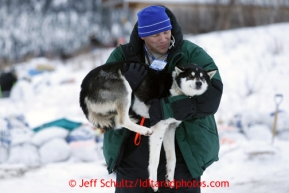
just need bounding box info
[187,74,194,79]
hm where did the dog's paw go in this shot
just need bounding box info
[141,128,153,136]
[145,130,153,136]
[152,187,159,192]
[149,177,159,192]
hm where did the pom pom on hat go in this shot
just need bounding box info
[137,6,172,37]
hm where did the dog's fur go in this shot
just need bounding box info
[79,61,216,192]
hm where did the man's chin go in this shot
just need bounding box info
[158,47,169,53]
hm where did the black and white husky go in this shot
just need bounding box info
[79,61,216,192]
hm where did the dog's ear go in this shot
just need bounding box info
[174,66,184,75]
[206,70,217,79]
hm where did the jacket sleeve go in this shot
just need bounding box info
[194,79,223,118]
[188,43,223,118]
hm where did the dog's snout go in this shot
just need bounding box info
[196,81,202,88]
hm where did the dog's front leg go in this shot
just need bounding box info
[148,121,166,192]
[163,122,178,187]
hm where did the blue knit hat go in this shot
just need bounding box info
[137,6,172,37]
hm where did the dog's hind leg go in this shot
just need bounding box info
[115,97,153,136]
[163,123,178,187]
[148,121,167,192]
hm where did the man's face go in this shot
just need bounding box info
[141,30,171,54]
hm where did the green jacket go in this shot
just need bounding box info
[102,7,223,179]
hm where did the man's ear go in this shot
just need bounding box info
[207,70,217,79]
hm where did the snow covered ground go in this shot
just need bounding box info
[1,23,289,193]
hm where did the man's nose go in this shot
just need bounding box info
[159,33,168,42]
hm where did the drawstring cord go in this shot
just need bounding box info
[134,117,145,146]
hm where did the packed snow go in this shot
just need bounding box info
[0,23,289,193]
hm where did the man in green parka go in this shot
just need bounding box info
[102,5,223,193]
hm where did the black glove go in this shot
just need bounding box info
[171,98,197,120]
[148,97,197,126]
[122,63,147,90]
[147,99,164,126]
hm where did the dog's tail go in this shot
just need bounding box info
[82,97,117,130]
[87,111,117,130]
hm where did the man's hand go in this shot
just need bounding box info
[148,97,197,126]
[171,97,197,120]
[122,63,147,90]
